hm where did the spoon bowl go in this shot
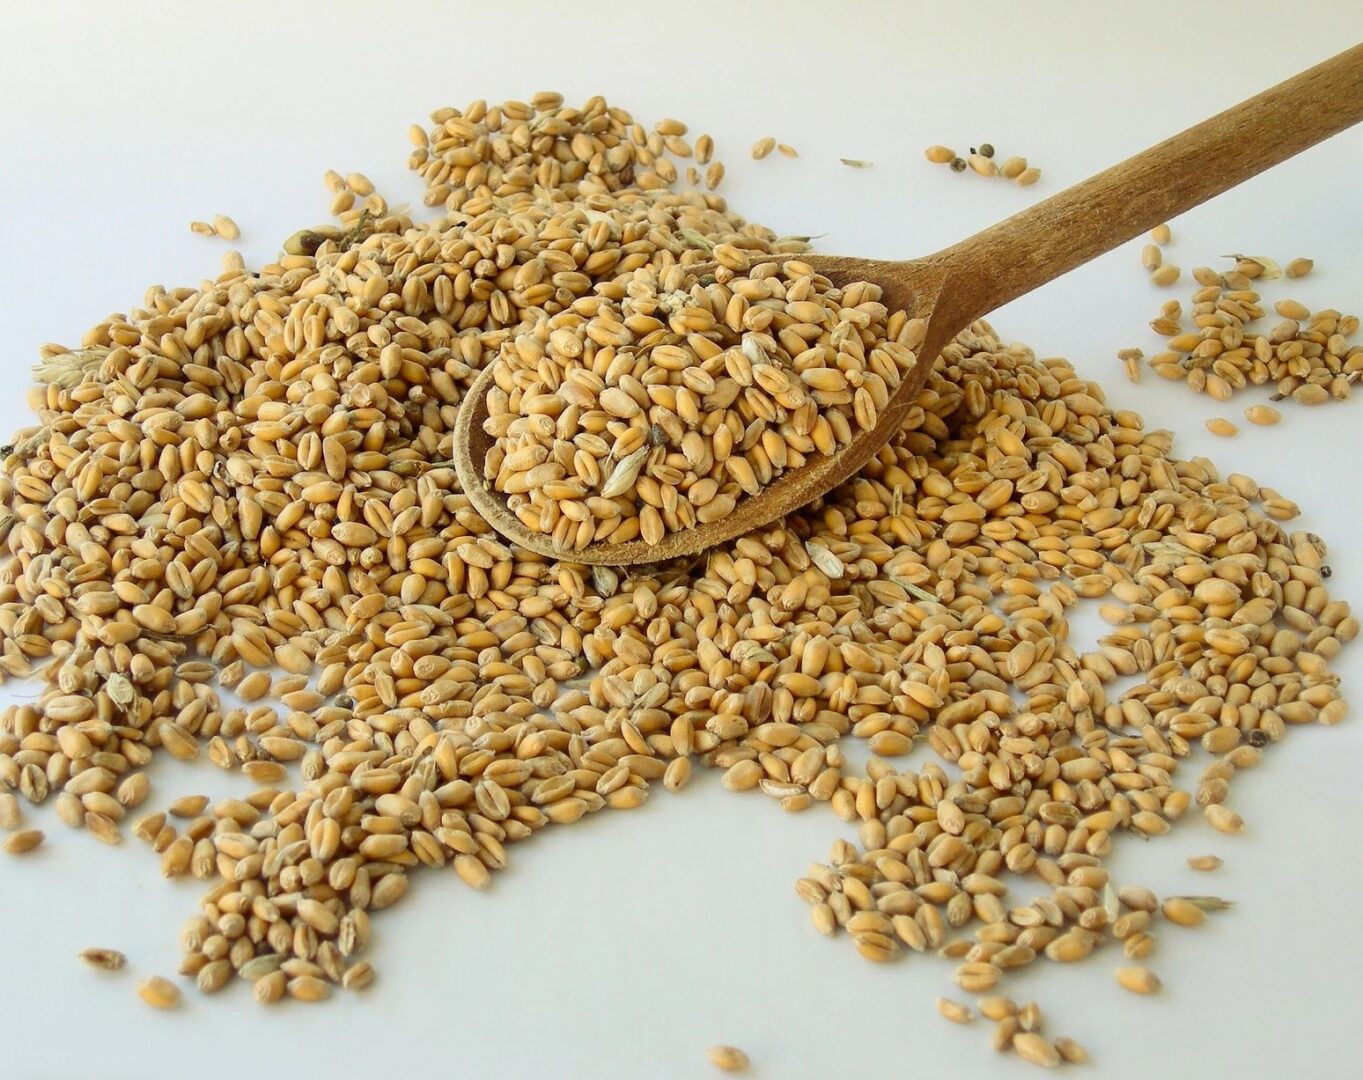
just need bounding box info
[455,42,1363,565]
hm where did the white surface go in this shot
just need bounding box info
[2,2,1363,1078]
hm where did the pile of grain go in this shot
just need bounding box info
[0,95,1352,1068]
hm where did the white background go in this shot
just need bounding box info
[2,2,1363,1078]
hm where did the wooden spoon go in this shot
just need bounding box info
[455,42,1363,565]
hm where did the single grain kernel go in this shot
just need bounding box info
[1013,1032,1061,1068]
[968,154,997,177]
[1115,966,1161,995]
[1205,804,1245,834]
[138,976,182,1009]
[706,1045,749,1072]
[79,948,127,971]
[0,792,21,830]
[1055,1037,1089,1064]
[1162,897,1207,927]
[4,829,44,855]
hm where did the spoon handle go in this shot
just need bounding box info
[929,41,1363,328]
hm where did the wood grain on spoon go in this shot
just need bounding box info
[456,42,1363,565]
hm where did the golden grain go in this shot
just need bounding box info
[0,792,20,830]
[977,996,1016,1021]
[1013,1032,1061,1068]
[1055,1037,1089,1064]
[968,154,997,177]
[1115,966,1161,995]
[1205,804,1245,834]
[706,1045,749,1072]
[4,829,44,855]
[1161,897,1206,927]
[138,976,182,1009]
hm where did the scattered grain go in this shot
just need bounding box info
[0,90,1352,1032]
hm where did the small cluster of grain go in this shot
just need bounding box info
[407,92,728,202]
[0,93,1354,1067]
[925,144,1040,186]
[1141,253,1360,406]
[483,257,920,549]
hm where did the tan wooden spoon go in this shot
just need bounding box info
[455,42,1363,565]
